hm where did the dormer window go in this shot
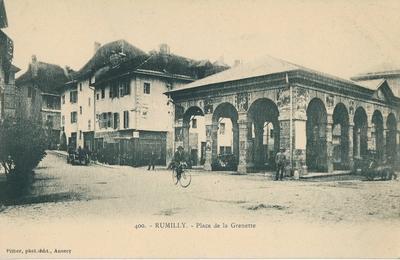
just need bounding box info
[109,52,122,68]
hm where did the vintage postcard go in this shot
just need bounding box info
[0,0,399,259]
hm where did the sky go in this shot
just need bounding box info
[3,0,400,79]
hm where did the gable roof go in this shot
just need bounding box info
[139,52,197,77]
[356,79,386,91]
[168,55,305,92]
[92,47,229,85]
[373,80,396,102]
[75,39,147,79]
[0,0,7,28]
[166,55,400,105]
[351,70,400,98]
[16,61,69,94]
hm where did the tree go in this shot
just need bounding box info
[0,117,47,184]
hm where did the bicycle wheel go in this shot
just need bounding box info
[179,169,191,188]
[172,168,179,185]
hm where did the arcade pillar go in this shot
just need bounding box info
[182,122,190,154]
[232,122,239,166]
[204,114,218,171]
[253,121,265,169]
[382,128,387,162]
[326,115,334,173]
[237,112,253,174]
[368,125,375,151]
[348,122,354,170]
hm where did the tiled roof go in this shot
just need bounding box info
[92,45,229,84]
[16,61,69,94]
[168,55,301,91]
[167,55,393,96]
[356,79,385,91]
[76,39,147,79]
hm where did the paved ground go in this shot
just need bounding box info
[0,151,399,258]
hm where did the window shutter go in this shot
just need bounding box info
[126,81,130,95]
[113,113,120,129]
[108,112,112,128]
[116,113,120,129]
[123,111,129,128]
[102,113,108,129]
[115,85,119,98]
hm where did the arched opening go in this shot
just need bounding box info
[247,98,280,171]
[306,98,327,172]
[372,110,384,161]
[353,107,368,160]
[386,113,397,165]
[212,102,239,170]
[183,106,205,166]
[332,103,349,170]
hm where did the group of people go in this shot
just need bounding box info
[155,146,289,180]
[67,145,90,158]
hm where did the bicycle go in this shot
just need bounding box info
[172,162,191,188]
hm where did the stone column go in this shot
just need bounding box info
[397,129,400,168]
[253,121,265,169]
[182,122,190,154]
[382,128,387,162]
[232,122,239,165]
[237,112,253,174]
[348,122,354,170]
[174,119,184,150]
[368,125,376,152]
[204,114,218,171]
[354,127,359,158]
[326,115,334,173]
[292,119,307,176]
[396,121,400,167]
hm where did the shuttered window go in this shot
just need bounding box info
[123,111,129,129]
[113,113,120,129]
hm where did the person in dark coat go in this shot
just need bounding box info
[275,148,286,181]
[67,144,74,155]
[168,146,186,171]
[147,151,156,171]
[77,146,86,162]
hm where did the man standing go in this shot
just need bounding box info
[147,151,156,171]
[275,148,286,181]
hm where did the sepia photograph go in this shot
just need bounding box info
[0,0,399,259]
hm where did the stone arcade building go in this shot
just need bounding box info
[167,56,400,174]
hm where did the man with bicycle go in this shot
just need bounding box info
[170,146,187,178]
[169,146,192,187]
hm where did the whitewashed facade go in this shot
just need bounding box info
[60,40,229,166]
[61,77,96,148]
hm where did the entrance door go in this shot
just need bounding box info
[69,132,77,149]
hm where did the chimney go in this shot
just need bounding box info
[94,41,101,54]
[234,59,241,67]
[31,55,38,77]
[159,43,170,55]
[63,66,72,78]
